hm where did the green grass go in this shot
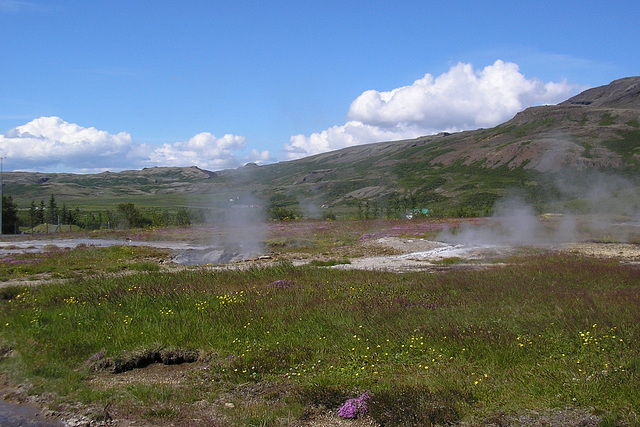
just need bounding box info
[431,257,465,265]
[599,113,618,126]
[0,245,169,281]
[0,248,638,424]
[602,129,640,164]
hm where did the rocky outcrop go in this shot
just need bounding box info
[561,76,640,108]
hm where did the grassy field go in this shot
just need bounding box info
[0,222,638,426]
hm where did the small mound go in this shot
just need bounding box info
[90,348,199,374]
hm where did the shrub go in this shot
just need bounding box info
[269,207,300,221]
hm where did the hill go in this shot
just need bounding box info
[6,77,640,217]
[234,76,640,216]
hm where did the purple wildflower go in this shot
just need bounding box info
[85,351,105,365]
[267,280,295,288]
[10,259,41,264]
[338,391,370,419]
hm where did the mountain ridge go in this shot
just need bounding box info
[561,76,640,108]
[6,77,640,216]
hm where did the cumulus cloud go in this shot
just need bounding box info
[0,116,267,173]
[148,132,247,170]
[248,149,271,163]
[285,60,582,159]
[1,117,134,171]
[286,121,422,158]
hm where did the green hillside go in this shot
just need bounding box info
[6,77,640,220]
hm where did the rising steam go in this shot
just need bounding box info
[439,168,640,247]
[220,194,267,259]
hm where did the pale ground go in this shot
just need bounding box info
[322,236,640,272]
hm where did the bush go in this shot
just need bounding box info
[269,206,300,221]
[321,211,337,221]
[117,203,152,228]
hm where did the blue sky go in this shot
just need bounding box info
[1,0,638,173]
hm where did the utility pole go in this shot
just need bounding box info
[0,157,4,235]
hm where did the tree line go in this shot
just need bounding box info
[2,194,194,234]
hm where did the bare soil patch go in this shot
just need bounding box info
[563,241,640,262]
[89,362,198,389]
[322,237,640,272]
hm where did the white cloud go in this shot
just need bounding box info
[1,60,583,171]
[1,117,134,171]
[286,121,422,159]
[285,60,582,160]
[248,149,271,163]
[148,132,247,170]
[0,116,263,172]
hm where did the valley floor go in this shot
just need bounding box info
[0,218,638,426]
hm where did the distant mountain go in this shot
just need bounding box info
[7,166,219,200]
[7,77,640,217]
[561,76,640,108]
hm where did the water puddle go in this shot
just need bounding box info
[0,399,63,426]
[0,238,258,266]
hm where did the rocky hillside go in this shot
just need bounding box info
[7,77,640,216]
[237,77,640,214]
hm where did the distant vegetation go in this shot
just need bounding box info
[6,193,195,234]
[1,195,19,234]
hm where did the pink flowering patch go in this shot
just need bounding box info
[267,280,296,288]
[338,391,370,419]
